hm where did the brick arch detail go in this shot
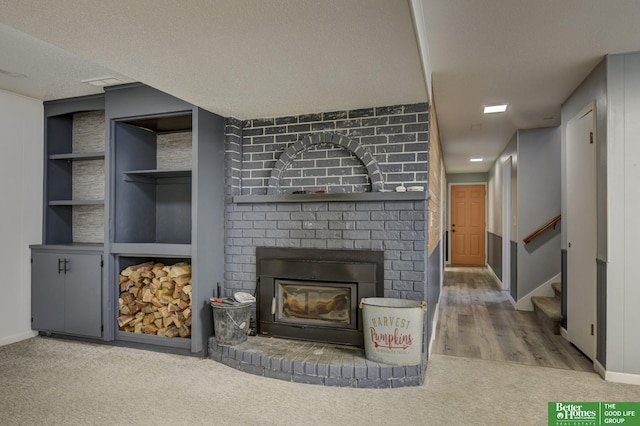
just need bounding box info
[267,133,384,195]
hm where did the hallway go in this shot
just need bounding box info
[434,266,593,372]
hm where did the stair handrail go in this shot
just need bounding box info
[523,214,561,244]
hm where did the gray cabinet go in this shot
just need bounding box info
[31,249,102,338]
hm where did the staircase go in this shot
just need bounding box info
[531,282,563,334]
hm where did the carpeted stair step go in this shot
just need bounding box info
[551,282,562,299]
[531,295,562,335]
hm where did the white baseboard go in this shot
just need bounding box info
[604,369,640,386]
[485,265,502,289]
[514,273,560,311]
[0,330,38,347]
[594,359,606,379]
[428,301,440,357]
[560,327,569,339]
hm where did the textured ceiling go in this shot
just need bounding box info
[0,0,427,119]
[420,0,640,173]
[2,1,640,174]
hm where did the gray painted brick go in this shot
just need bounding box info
[325,377,357,387]
[238,363,265,376]
[371,230,400,241]
[317,363,330,377]
[328,202,356,211]
[392,260,414,271]
[342,230,370,240]
[400,231,425,241]
[242,229,266,238]
[371,211,399,221]
[315,230,342,239]
[356,221,384,230]
[316,211,342,220]
[379,366,393,380]
[290,212,317,221]
[400,211,425,220]
[385,201,415,210]
[355,202,384,211]
[253,220,278,229]
[355,240,383,250]
[384,240,414,251]
[292,375,326,385]
[393,281,414,291]
[385,221,414,231]
[277,221,302,230]
[281,359,293,373]
[266,212,290,221]
[265,230,289,240]
[304,361,318,375]
[301,202,328,212]
[301,239,328,249]
[357,379,391,389]
[220,357,240,369]
[302,221,328,230]
[293,360,305,375]
[290,229,315,239]
[329,220,356,229]
[343,211,370,221]
[401,271,425,281]
[277,204,302,212]
[269,357,282,371]
[323,111,347,120]
[327,239,354,249]
[264,369,293,382]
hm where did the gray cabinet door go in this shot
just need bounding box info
[64,253,102,337]
[31,250,102,338]
[31,252,65,332]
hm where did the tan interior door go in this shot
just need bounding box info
[451,185,486,265]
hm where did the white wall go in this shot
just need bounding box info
[516,127,561,298]
[0,90,43,346]
[607,52,640,376]
[487,134,517,237]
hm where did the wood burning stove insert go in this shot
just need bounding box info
[256,247,384,347]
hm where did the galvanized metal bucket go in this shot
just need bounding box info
[359,297,427,365]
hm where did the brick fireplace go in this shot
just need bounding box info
[212,103,430,387]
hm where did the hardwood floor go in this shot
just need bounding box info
[434,266,594,372]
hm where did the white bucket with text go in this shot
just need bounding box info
[359,297,427,365]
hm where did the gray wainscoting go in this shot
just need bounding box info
[597,258,607,367]
[487,232,502,281]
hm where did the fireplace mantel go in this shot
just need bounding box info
[233,191,429,204]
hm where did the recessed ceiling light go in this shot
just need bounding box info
[81,76,124,87]
[483,104,508,114]
[470,158,483,162]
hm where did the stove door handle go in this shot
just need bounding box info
[271,297,276,315]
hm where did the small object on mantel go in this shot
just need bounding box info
[292,190,307,194]
[395,185,407,193]
[314,190,326,194]
[407,186,424,192]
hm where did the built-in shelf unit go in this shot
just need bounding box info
[31,85,225,357]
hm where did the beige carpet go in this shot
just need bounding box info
[0,337,638,425]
